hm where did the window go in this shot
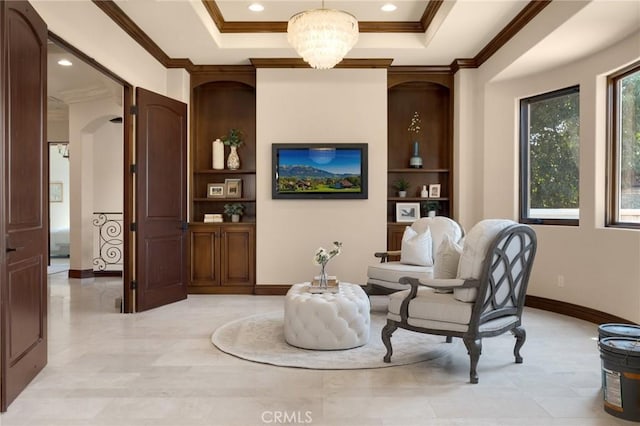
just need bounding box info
[519,86,580,225]
[608,62,640,227]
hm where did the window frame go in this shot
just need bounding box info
[519,85,580,226]
[607,61,640,229]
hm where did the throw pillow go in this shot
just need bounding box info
[400,226,433,266]
[434,234,463,279]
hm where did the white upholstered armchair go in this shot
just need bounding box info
[365,216,464,295]
[381,219,537,384]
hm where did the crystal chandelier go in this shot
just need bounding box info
[287,3,359,70]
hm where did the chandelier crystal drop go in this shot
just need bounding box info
[287,8,359,70]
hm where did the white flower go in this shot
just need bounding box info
[408,111,422,135]
[313,241,342,266]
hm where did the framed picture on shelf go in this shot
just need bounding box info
[396,202,420,223]
[50,182,63,202]
[207,183,225,198]
[428,184,441,198]
[224,178,242,199]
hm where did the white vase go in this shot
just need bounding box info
[398,191,407,198]
[227,145,240,170]
[231,214,240,223]
[428,210,436,218]
[212,139,224,170]
[420,185,429,198]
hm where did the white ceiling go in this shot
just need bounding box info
[47,0,640,120]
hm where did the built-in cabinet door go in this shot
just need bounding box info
[189,226,221,287]
[187,223,254,293]
[220,225,255,287]
[388,224,406,251]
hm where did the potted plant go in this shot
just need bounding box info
[221,128,243,170]
[424,201,440,218]
[393,178,410,197]
[223,203,244,223]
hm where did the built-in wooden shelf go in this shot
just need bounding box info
[194,169,256,174]
[388,168,449,173]
[388,197,449,202]
[193,198,255,203]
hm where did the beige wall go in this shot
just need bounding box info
[31,1,169,95]
[459,30,640,322]
[68,97,122,272]
[256,69,387,286]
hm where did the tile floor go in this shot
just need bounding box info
[0,274,634,426]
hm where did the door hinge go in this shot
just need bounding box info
[130,164,137,173]
[130,280,137,290]
[130,105,138,115]
[130,222,137,232]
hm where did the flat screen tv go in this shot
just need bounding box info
[272,143,368,199]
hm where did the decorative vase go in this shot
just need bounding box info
[231,214,240,223]
[319,264,328,289]
[421,185,429,198]
[398,190,407,198]
[212,139,224,170]
[428,210,436,218]
[409,141,423,168]
[227,145,240,170]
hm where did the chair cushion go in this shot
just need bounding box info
[387,288,473,325]
[367,262,433,284]
[433,234,462,281]
[400,226,433,266]
[455,219,515,302]
[411,216,464,257]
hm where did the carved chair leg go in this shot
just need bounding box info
[381,321,398,363]
[463,337,482,384]
[445,336,453,343]
[512,326,526,364]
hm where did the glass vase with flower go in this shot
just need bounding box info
[408,111,423,168]
[312,241,342,289]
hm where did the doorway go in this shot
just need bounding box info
[47,35,128,309]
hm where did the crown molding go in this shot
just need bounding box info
[94,0,552,75]
[91,0,171,67]
[474,0,552,67]
[250,58,393,69]
[420,0,444,31]
[450,58,478,74]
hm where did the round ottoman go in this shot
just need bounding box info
[284,282,370,350]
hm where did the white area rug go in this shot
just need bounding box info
[211,311,455,369]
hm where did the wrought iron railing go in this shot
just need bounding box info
[92,212,123,272]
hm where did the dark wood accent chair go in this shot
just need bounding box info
[381,221,537,383]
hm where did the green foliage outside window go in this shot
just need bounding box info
[525,88,580,211]
[619,70,640,209]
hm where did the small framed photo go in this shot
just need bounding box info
[224,178,242,199]
[207,183,225,198]
[50,182,63,202]
[396,202,420,223]
[429,184,441,198]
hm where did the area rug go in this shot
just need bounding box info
[210,311,456,369]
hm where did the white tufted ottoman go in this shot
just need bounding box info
[284,282,371,350]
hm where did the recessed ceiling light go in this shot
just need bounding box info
[381,3,397,12]
[57,59,72,66]
[248,3,264,12]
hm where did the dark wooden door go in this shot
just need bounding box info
[0,1,48,411]
[135,88,188,311]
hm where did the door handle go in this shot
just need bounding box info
[6,247,17,253]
